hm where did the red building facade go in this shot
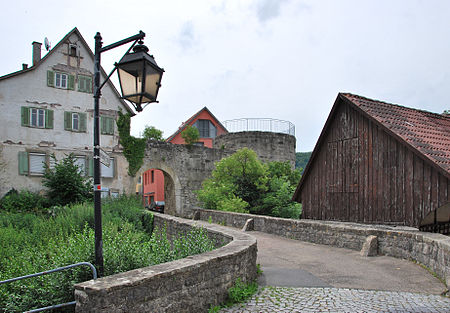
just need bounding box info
[142,107,228,207]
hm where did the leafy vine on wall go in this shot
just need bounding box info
[116,111,146,177]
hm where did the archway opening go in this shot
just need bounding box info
[140,168,177,216]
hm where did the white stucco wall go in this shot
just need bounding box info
[0,30,133,197]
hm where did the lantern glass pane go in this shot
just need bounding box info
[144,68,161,100]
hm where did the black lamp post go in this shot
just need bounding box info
[93,31,164,276]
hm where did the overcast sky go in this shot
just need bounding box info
[1,0,449,152]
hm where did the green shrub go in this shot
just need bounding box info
[43,154,92,207]
[0,189,49,213]
[181,125,200,146]
[196,150,302,219]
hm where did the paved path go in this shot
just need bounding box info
[220,287,450,313]
[219,230,450,312]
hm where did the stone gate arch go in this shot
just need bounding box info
[130,141,232,217]
[134,161,182,216]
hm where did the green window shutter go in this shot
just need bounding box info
[100,116,105,134]
[45,109,54,129]
[21,106,30,126]
[88,156,94,177]
[87,76,92,93]
[77,76,83,92]
[107,117,114,135]
[18,151,29,175]
[47,70,54,87]
[64,111,72,130]
[68,74,75,90]
[79,113,87,132]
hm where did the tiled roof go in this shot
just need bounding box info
[342,93,450,175]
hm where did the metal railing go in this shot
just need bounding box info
[0,262,97,313]
[222,118,295,136]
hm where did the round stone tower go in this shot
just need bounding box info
[213,118,296,168]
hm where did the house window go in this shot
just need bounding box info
[74,156,86,175]
[31,108,45,128]
[21,107,53,129]
[29,153,46,175]
[64,112,87,132]
[55,72,68,89]
[101,116,115,135]
[101,157,115,178]
[69,45,78,57]
[151,170,154,183]
[195,119,217,138]
[18,152,47,176]
[72,113,79,131]
[78,75,92,93]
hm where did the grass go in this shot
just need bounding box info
[208,277,260,312]
[0,196,215,313]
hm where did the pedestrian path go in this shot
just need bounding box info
[219,230,449,312]
[219,287,450,313]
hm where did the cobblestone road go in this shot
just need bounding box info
[219,287,450,313]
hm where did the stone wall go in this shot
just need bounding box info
[195,209,450,286]
[213,131,296,168]
[74,212,257,313]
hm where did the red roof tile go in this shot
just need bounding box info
[342,93,450,175]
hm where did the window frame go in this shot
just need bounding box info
[30,108,45,128]
[55,72,68,89]
[72,113,79,131]
[28,152,47,176]
[22,107,53,129]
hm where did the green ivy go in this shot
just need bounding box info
[116,111,146,176]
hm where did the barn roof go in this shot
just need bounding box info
[294,93,450,201]
[342,93,450,176]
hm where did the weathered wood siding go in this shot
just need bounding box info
[301,102,449,227]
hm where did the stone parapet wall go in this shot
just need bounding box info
[74,213,257,313]
[195,209,450,286]
[213,131,296,168]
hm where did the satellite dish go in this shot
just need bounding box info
[44,37,51,51]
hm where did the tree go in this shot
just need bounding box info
[43,154,93,206]
[181,125,200,146]
[295,151,312,174]
[143,125,164,141]
[197,149,302,218]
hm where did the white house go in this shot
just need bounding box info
[0,27,135,198]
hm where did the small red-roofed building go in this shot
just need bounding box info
[142,107,228,209]
[166,107,228,148]
[293,93,450,231]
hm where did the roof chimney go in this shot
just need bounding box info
[32,41,42,66]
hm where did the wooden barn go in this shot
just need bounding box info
[293,93,450,230]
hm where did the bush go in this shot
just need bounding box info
[197,149,302,219]
[142,125,164,141]
[181,125,200,146]
[0,189,49,213]
[43,154,92,207]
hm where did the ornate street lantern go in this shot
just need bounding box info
[116,42,164,112]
